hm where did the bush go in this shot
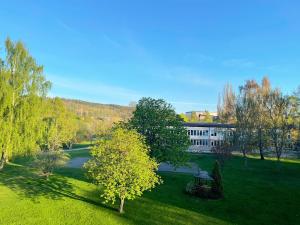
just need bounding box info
[211,160,224,198]
[185,181,197,195]
[33,150,69,179]
[211,142,232,168]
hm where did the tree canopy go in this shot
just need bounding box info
[84,127,161,213]
[0,38,50,169]
[128,97,190,166]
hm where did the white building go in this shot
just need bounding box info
[184,122,235,153]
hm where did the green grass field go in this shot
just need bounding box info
[0,151,300,225]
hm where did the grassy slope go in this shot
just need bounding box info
[0,153,300,225]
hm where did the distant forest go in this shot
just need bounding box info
[61,98,134,142]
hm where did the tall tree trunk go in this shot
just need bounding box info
[119,197,125,213]
[242,147,248,168]
[0,152,6,170]
[258,128,265,160]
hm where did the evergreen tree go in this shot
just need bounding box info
[211,160,223,198]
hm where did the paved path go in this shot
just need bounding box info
[67,157,90,168]
[158,162,200,174]
[67,157,200,174]
[64,147,91,152]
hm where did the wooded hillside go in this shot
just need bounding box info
[61,98,134,141]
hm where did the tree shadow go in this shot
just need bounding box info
[0,163,115,211]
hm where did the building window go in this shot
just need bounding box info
[188,130,190,135]
[197,130,199,136]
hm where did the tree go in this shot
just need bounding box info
[235,80,258,166]
[290,86,300,150]
[128,97,190,166]
[84,127,161,213]
[0,38,50,170]
[201,111,213,123]
[265,90,293,161]
[33,150,69,179]
[179,113,189,122]
[211,137,232,168]
[211,160,223,198]
[190,112,199,122]
[40,98,78,151]
[218,84,236,123]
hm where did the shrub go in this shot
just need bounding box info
[185,181,197,195]
[211,160,224,198]
[33,150,69,179]
[211,142,232,168]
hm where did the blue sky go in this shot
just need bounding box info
[1,0,300,112]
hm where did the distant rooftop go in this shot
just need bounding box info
[183,122,235,128]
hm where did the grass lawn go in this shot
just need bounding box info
[0,153,300,225]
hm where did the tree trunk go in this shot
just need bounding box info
[242,148,248,167]
[119,198,125,213]
[258,128,265,160]
[0,152,7,170]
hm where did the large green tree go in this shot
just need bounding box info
[84,127,161,213]
[40,98,78,151]
[0,38,50,169]
[128,97,190,166]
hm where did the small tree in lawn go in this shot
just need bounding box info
[33,151,69,179]
[84,127,161,213]
[211,160,223,198]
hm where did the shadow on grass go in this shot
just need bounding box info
[125,155,300,225]
[0,163,115,211]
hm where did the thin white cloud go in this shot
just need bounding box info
[102,34,122,48]
[183,53,214,63]
[46,74,142,101]
[56,19,76,33]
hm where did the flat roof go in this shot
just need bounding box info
[183,122,235,128]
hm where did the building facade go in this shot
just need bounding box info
[184,122,235,153]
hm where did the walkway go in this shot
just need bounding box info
[67,157,200,174]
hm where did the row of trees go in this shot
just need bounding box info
[218,77,300,162]
[0,38,78,170]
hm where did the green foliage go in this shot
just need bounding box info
[222,77,298,162]
[0,38,50,169]
[211,160,223,198]
[190,112,199,122]
[32,150,69,179]
[62,98,133,142]
[84,127,161,213]
[128,97,190,166]
[179,113,189,122]
[40,98,78,151]
[201,111,213,123]
[1,155,300,224]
